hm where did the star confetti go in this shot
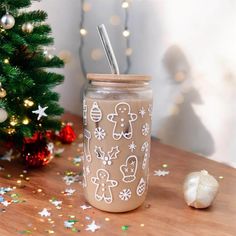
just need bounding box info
[32,105,48,120]
[85,220,100,232]
[154,170,170,176]
[80,204,92,210]
[38,208,51,217]
[0,149,14,162]
[64,220,75,228]
[50,199,62,208]
[73,156,82,164]
[54,148,65,157]
[0,187,13,195]
[64,188,76,196]
[47,143,54,154]
[1,200,11,207]
[63,175,80,185]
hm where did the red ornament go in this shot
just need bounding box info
[59,123,76,144]
[22,133,53,168]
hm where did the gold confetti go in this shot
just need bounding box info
[46,230,54,234]
[162,164,168,168]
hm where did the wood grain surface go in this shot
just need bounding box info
[0,113,235,236]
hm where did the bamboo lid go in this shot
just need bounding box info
[87,73,151,83]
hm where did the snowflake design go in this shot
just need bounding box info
[142,123,150,136]
[119,188,132,201]
[94,127,106,140]
[128,141,137,152]
[139,107,146,118]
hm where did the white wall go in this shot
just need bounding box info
[33,0,236,167]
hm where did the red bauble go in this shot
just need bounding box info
[22,133,53,168]
[59,123,76,144]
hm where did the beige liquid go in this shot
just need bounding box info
[83,97,152,212]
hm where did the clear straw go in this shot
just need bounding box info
[97,24,120,74]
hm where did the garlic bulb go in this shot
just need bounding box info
[183,170,219,209]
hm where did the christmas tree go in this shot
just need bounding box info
[0,1,64,155]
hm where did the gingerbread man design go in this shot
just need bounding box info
[107,102,137,140]
[91,169,118,204]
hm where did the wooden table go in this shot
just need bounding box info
[0,113,235,236]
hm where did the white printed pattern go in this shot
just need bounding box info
[141,141,149,170]
[139,107,146,118]
[90,102,102,123]
[83,99,88,126]
[119,188,132,201]
[148,104,152,117]
[84,129,91,162]
[128,141,137,153]
[94,127,106,140]
[136,177,146,196]
[142,123,150,136]
[91,169,118,204]
[120,155,138,183]
[107,102,137,140]
[94,146,120,166]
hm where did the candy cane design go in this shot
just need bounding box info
[84,129,91,162]
[141,141,149,170]
[83,99,88,126]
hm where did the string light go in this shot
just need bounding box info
[6,127,15,134]
[123,29,130,37]
[3,58,9,64]
[122,1,129,9]
[10,116,18,126]
[80,28,87,36]
[78,0,132,76]
[24,99,34,107]
[22,117,30,125]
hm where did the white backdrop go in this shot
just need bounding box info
[32,0,236,167]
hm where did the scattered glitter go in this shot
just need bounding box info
[154,170,170,176]
[37,189,42,193]
[121,225,129,231]
[18,230,32,234]
[140,223,145,227]
[218,176,224,179]
[46,230,54,234]
[105,217,110,221]
[38,208,51,217]
[80,204,92,210]
[162,164,168,168]
[85,221,100,232]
